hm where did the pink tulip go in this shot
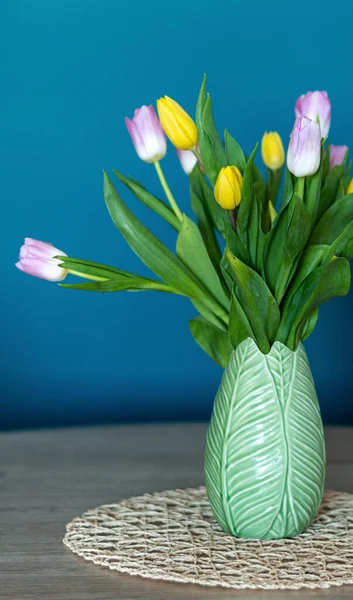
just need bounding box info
[287,117,321,177]
[16,238,68,282]
[176,148,198,174]
[329,144,348,169]
[125,105,167,163]
[295,91,331,138]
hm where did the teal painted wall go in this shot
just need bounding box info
[2,0,353,428]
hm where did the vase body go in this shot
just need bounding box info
[204,337,325,539]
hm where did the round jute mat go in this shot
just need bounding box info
[63,487,353,590]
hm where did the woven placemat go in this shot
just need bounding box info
[63,487,353,590]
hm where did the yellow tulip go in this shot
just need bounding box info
[261,132,285,170]
[157,96,198,150]
[347,178,353,195]
[214,166,243,210]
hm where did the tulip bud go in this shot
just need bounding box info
[329,144,348,169]
[125,105,166,163]
[287,117,321,177]
[157,96,198,151]
[295,91,331,138]
[261,132,285,170]
[214,166,242,210]
[16,238,68,282]
[268,200,277,223]
[176,148,198,174]
[347,179,353,195]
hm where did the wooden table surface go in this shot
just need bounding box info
[1,423,353,600]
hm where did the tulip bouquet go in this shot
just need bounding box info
[17,77,353,540]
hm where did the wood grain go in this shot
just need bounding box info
[0,423,352,599]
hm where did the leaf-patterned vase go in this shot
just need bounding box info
[204,337,326,539]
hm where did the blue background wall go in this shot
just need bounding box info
[2,0,353,429]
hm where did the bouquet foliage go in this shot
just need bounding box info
[17,77,353,367]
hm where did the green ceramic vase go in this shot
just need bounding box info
[204,337,326,539]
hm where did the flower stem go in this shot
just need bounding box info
[67,269,109,282]
[267,167,282,204]
[192,146,202,163]
[229,210,237,231]
[295,176,305,201]
[154,161,183,222]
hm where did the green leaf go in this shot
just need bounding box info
[223,216,250,265]
[301,308,319,342]
[196,76,226,185]
[305,146,324,222]
[321,221,353,263]
[286,245,327,298]
[190,184,222,274]
[277,257,351,349]
[189,165,226,238]
[176,214,230,311]
[263,193,311,300]
[254,180,267,205]
[338,222,353,260]
[256,223,265,274]
[279,167,294,211]
[236,144,258,243]
[251,159,265,184]
[341,239,353,261]
[310,193,353,246]
[254,180,271,233]
[263,205,292,293]
[191,299,225,330]
[322,146,330,182]
[228,290,255,349]
[248,196,265,273]
[103,172,227,324]
[189,180,229,301]
[224,130,246,173]
[342,162,352,191]
[276,194,311,302]
[336,180,346,202]
[267,167,282,205]
[201,94,226,184]
[189,316,232,367]
[226,250,280,353]
[316,161,347,222]
[57,256,138,280]
[204,337,325,538]
[220,251,235,293]
[196,73,207,131]
[60,277,180,293]
[113,171,180,231]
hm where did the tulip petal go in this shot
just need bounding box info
[16,257,67,281]
[15,260,25,272]
[16,239,68,281]
[125,105,166,163]
[214,166,242,210]
[261,132,284,170]
[287,117,321,177]
[125,117,147,161]
[329,144,348,169]
[157,96,198,150]
[24,237,54,248]
[295,91,331,138]
[22,238,67,260]
[176,148,198,174]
